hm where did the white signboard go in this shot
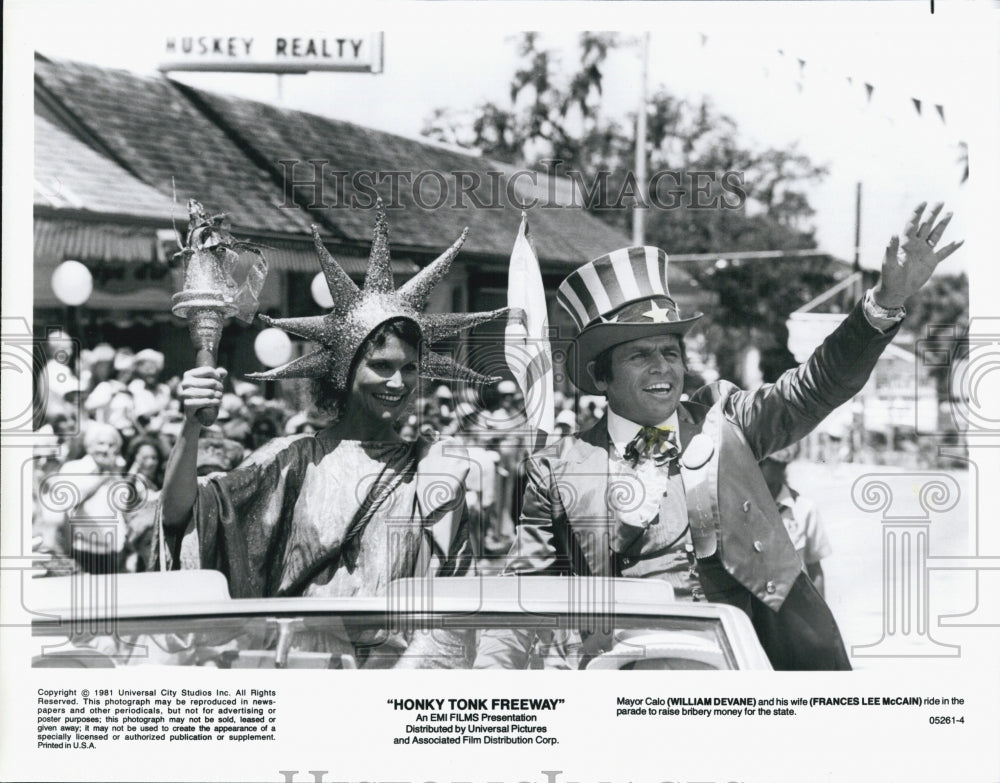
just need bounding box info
[786,311,847,363]
[159,33,384,73]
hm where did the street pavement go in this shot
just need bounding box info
[787,459,999,670]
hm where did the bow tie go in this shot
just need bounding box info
[622,426,679,468]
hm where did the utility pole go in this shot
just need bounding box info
[849,180,864,462]
[853,181,863,287]
[632,32,650,246]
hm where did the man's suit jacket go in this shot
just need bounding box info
[505,299,897,612]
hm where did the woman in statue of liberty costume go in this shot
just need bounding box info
[158,204,506,611]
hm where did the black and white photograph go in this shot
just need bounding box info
[2,1,999,781]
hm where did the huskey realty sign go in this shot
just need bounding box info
[159,33,384,73]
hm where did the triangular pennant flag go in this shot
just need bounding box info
[912,98,923,115]
[865,83,874,102]
[935,104,945,123]
[699,32,708,47]
[847,76,853,86]
[797,58,806,73]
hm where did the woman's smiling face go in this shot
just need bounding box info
[134,444,160,476]
[347,331,419,428]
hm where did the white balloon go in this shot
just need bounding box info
[311,272,334,309]
[51,260,93,306]
[254,328,293,368]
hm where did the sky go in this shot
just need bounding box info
[8,0,1000,272]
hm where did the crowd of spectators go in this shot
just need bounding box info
[31,332,607,576]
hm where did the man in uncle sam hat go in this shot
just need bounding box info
[488,203,962,670]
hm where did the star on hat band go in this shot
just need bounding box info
[246,200,507,390]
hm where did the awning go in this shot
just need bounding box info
[34,218,160,264]
[252,235,420,278]
[34,217,419,278]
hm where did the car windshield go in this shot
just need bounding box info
[34,612,737,670]
[30,574,765,670]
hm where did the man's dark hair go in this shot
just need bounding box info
[590,335,688,386]
[313,318,421,416]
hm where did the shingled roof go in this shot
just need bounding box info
[35,56,640,269]
[176,82,633,266]
[34,115,178,221]
[35,56,313,236]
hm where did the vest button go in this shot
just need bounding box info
[753,540,763,552]
[765,581,777,594]
[742,500,751,512]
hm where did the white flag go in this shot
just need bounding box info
[505,213,555,444]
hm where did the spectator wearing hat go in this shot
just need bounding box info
[128,349,171,424]
[82,342,115,391]
[82,344,125,422]
[480,203,962,671]
[40,329,79,420]
[759,445,831,598]
[232,380,259,402]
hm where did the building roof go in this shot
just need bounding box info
[34,56,680,277]
[35,57,314,236]
[34,115,179,221]
[175,82,633,266]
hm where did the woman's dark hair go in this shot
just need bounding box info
[312,318,421,417]
[124,436,166,487]
[125,435,164,463]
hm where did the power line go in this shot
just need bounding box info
[669,248,847,264]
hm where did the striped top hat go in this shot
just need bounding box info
[557,246,702,394]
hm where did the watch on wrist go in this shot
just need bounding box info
[865,288,906,320]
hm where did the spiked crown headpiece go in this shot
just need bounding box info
[246,202,506,390]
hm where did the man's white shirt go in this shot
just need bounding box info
[606,407,684,536]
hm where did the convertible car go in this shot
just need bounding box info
[28,571,771,670]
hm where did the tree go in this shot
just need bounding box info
[423,33,841,383]
[423,32,621,168]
